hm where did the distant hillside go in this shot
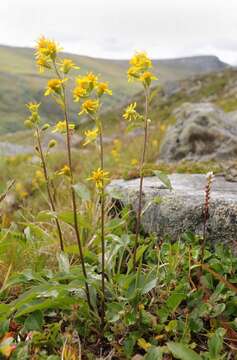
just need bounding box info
[0,44,228,133]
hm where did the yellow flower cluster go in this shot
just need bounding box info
[87,168,110,189]
[73,72,112,115]
[79,99,100,115]
[96,82,112,96]
[35,36,61,72]
[73,73,98,101]
[44,78,67,96]
[127,51,157,86]
[25,102,41,128]
[59,58,80,74]
[123,102,139,122]
[52,121,75,134]
[83,128,99,146]
[57,165,71,176]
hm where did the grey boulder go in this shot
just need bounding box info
[159,102,237,162]
[108,174,237,245]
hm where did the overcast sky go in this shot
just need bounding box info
[1,0,237,64]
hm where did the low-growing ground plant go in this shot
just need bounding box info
[0,37,237,359]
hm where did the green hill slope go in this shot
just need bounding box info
[0,44,228,133]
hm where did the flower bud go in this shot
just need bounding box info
[24,119,33,128]
[42,123,50,131]
[48,139,57,148]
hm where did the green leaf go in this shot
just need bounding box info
[166,289,186,313]
[0,320,9,337]
[124,332,139,358]
[127,244,148,273]
[167,342,202,360]
[73,182,90,202]
[208,328,226,358]
[24,310,43,331]
[36,210,56,222]
[144,346,164,360]
[24,224,52,243]
[153,170,172,190]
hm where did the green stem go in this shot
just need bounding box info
[36,127,64,251]
[98,120,106,333]
[53,61,92,309]
[133,88,149,270]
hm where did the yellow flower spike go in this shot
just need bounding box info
[139,71,157,87]
[25,102,41,126]
[87,168,110,189]
[59,58,80,74]
[36,36,61,61]
[44,78,67,96]
[96,82,112,96]
[57,165,71,176]
[123,102,139,122]
[52,120,75,134]
[79,99,100,115]
[127,52,155,82]
[83,128,99,146]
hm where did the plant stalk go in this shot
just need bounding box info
[35,127,64,251]
[133,88,149,270]
[99,121,106,332]
[53,62,92,309]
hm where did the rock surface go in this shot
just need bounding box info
[159,102,237,162]
[108,174,237,245]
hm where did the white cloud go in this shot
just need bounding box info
[1,0,237,64]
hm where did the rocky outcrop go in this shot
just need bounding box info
[108,174,237,245]
[159,103,237,162]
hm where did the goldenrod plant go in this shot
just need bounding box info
[123,52,157,269]
[35,36,92,308]
[81,75,112,331]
